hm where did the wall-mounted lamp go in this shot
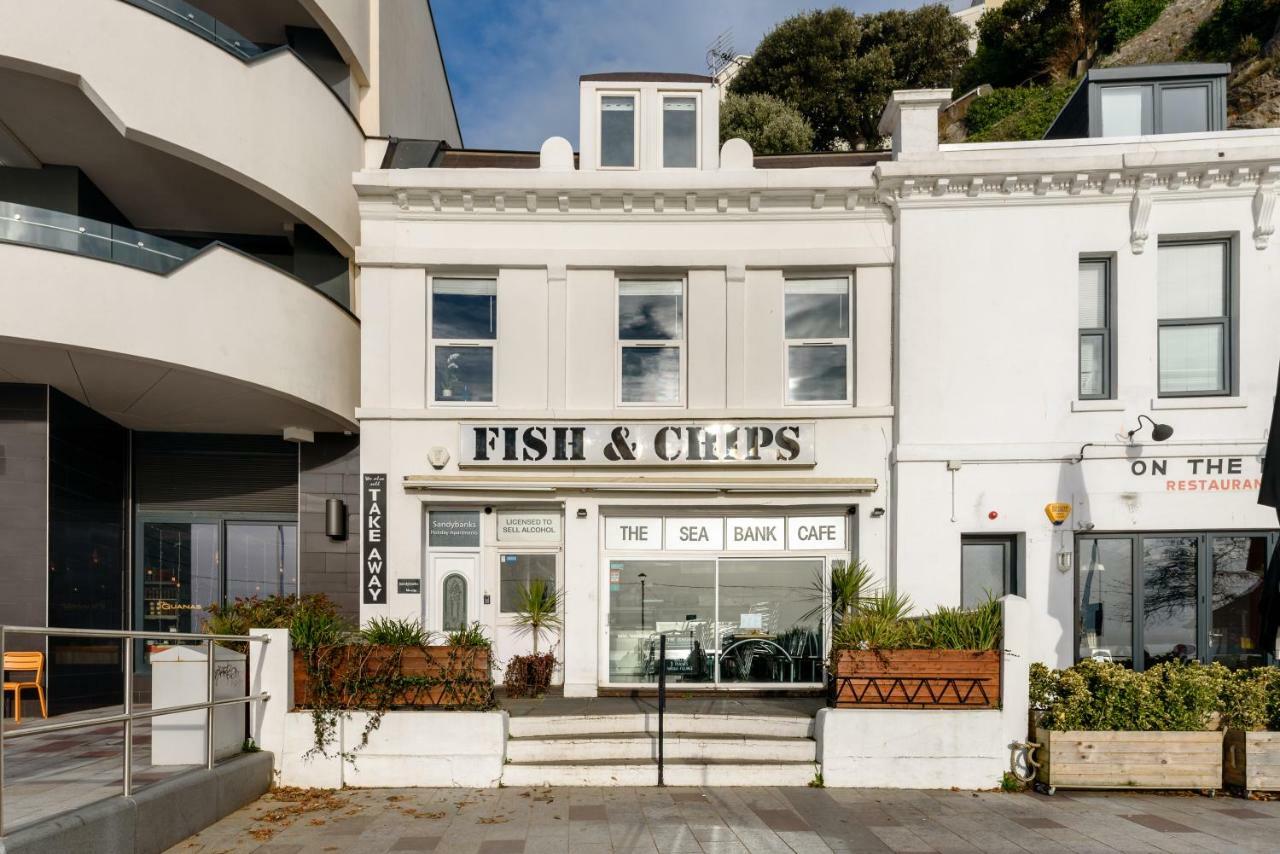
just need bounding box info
[869,507,886,518]
[325,498,347,539]
[576,508,589,519]
[1057,551,1073,573]
[1127,414,1174,444]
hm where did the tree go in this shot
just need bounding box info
[955,0,1107,93]
[719,92,814,155]
[729,5,970,150]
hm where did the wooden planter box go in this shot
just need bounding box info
[293,645,491,710]
[1224,729,1280,793]
[830,649,1000,709]
[1034,727,1223,791]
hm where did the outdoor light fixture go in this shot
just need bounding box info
[576,508,588,519]
[870,507,886,518]
[325,498,347,539]
[1127,414,1174,443]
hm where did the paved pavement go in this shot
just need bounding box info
[166,785,1280,853]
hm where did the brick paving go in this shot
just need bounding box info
[167,785,1280,853]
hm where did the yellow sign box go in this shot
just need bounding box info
[1044,503,1072,525]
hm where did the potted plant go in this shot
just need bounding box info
[504,578,562,698]
[1221,666,1280,794]
[829,593,1002,709]
[1029,659,1225,793]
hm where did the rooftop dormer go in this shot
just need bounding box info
[577,72,720,171]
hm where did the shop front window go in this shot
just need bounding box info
[499,553,557,612]
[1210,536,1268,667]
[1141,536,1199,667]
[1076,537,1134,667]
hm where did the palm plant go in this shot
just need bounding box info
[801,558,877,629]
[511,578,563,656]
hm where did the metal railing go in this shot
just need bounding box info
[121,0,263,60]
[657,634,666,787]
[0,202,198,275]
[0,626,270,836]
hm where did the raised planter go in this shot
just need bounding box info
[1034,727,1223,792]
[1224,729,1280,793]
[293,644,491,710]
[830,649,1000,709]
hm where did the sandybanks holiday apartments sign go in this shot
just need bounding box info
[460,422,815,467]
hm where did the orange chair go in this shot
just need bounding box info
[3,651,48,723]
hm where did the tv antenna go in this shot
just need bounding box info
[706,29,736,83]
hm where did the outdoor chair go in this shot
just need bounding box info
[3,650,48,723]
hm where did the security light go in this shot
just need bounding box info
[1127,414,1174,443]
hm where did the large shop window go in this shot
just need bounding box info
[784,277,852,404]
[431,278,497,403]
[1076,532,1275,670]
[600,94,637,168]
[618,279,684,404]
[960,535,1018,608]
[1157,240,1232,396]
[1078,257,1113,399]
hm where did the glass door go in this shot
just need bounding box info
[136,521,219,672]
[1140,536,1199,668]
[1209,535,1269,667]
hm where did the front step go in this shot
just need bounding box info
[501,759,818,788]
[502,712,818,787]
[506,713,814,739]
[506,733,817,763]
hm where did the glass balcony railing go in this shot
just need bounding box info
[121,0,263,61]
[0,202,198,275]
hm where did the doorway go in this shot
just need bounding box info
[428,553,480,633]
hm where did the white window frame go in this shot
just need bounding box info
[783,274,854,406]
[615,277,687,408]
[598,90,639,171]
[659,91,701,170]
[427,274,499,407]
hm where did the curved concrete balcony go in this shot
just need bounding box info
[0,216,358,435]
[303,0,371,84]
[0,0,364,254]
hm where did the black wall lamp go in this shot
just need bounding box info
[325,498,347,539]
[1127,414,1174,443]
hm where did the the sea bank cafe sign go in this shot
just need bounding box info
[460,422,816,467]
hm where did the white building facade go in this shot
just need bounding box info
[355,73,894,696]
[354,73,1280,689]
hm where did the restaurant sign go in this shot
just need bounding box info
[1127,456,1265,492]
[362,473,387,605]
[460,422,815,467]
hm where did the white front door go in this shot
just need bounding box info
[427,553,480,633]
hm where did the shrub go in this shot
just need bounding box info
[204,594,344,651]
[1186,0,1280,62]
[831,594,1002,652]
[504,652,556,698]
[966,78,1079,141]
[446,621,492,649]
[719,92,815,155]
[1098,0,1170,54]
[1220,667,1280,731]
[360,617,431,647]
[289,606,349,651]
[1031,659,1229,731]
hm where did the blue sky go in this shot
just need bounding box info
[432,1,956,150]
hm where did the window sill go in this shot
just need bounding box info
[1071,400,1125,412]
[1150,397,1247,411]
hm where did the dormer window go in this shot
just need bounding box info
[662,96,697,168]
[600,95,636,168]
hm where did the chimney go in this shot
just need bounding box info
[878,89,951,159]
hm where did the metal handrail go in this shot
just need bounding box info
[0,625,271,837]
[657,634,666,787]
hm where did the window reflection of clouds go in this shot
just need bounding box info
[621,347,680,403]
[787,346,846,402]
[432,292,496,340]
[785,292,848,339]
[619,295,682,340]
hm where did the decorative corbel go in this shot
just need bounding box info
[931,179,949,198]
[589,193,602,211]
[525,192,537,213]
[494,193,505,212]
[1167,171,1187,191]
[845,190,858,211]
[557,193,569,213]
[462,191,474,212]
[874,187,898,223]
[1100,173,1121,195]
[394,189,409,211]
[1129,172,1156,254]
[1228,167,1249,187]
[1068,174,1088,196]
[622,193,633,213]
[685,192,697,212]
[966,177,984,198]
[716,194,728,213]
[812,190,826,210]
[748,192,761,213]
[1198,168,1219,189]
[900,179,917,198]
[430,191,442,212]
[1033,175,1053,196]
[1000,176,1017,195]
[1252,165,1279,250]
[653,193,664,213]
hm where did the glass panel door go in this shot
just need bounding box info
[137,521,219,672]
[1209,535,1268,668]
[607,560,715,684]
[225,523,297,601]
[1141,536,1199,668]
[716,559,823,684]
[1076,537,1135,666]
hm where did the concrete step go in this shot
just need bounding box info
[506,713,814,740]
[506,733,817,763]
[500,759,819,788]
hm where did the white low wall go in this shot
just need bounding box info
[279,710,508,788]
[816,595,1031,789]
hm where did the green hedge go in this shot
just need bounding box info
[1031,660,1280,732]
[965,79,1078,142]
[1187,0,1280,62]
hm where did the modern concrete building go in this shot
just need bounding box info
[355,73,894,697]
[0,0,459,714]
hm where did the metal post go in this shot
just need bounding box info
[122,637,133,797]
[1,625,7,835]
[657,633,666,787]
[206,639,215,770]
